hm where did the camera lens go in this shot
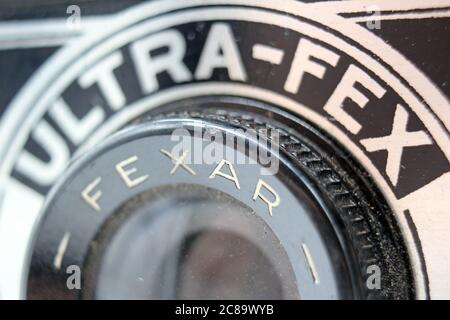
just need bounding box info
[26,100,413,299]
[2,0,449,301]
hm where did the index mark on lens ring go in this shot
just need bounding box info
[301,243,320,285]
[252,44,285,65]
[53,232,71,271]
[160,149,196,176]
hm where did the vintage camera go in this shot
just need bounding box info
[0,0,448,300]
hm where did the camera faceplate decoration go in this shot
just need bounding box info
[0,1,449,299]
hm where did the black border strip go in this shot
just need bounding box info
[341,7,450,19]
[403,209,430,299]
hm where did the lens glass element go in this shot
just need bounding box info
[90,184,300,299]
